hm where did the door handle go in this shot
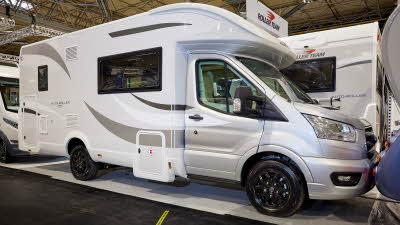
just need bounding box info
[189,114,203,120]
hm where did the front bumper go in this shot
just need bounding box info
[303,156,376,200]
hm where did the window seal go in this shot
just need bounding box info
[97,47,162,94]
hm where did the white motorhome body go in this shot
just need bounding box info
[19,3,377,216]
[0,62,21,162]
[280,22,399,149]
[382,6,400,134]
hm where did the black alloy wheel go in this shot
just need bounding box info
[246,160,305,217]
[70,145,99,181]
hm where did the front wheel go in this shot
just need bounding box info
[246,160,305,217]
[70,145,99,181]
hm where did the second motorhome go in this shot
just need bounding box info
[280,22,400,150]
[18,3,378,216]
[0,61,20,163]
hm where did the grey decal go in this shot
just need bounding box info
[3,118,18,129]
[22,43,71,79]
[23,108,40,116]
[337,60,372,69]
[132,94,193,110]
[85,102,174,147]
[109,23,192,38]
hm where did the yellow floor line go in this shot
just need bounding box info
[156,210,170,225]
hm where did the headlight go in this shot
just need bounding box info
[303,114,356,142]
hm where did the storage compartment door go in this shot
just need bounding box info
[133,131,173,182]
[21,95,38,152]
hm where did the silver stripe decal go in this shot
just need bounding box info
[337,60,372,69]
[132,94,193,111]
[109,23,192,38]
[85,102,173,147]
[22,43,71,79]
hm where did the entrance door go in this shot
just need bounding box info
[184,54,266,180]
[21,95,38,152]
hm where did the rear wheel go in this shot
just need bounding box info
[70,145,99,181]
[0,137,10,163]
[246,160,305,217]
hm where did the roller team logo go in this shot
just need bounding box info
[297,48,325,60]
[267,11,275,21]
[258,11,280,31]
[303,49,316,54]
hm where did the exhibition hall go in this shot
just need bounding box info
[0,0,399,224]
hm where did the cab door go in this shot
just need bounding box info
[184,54,265,180]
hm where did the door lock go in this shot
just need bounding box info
[138,148,141,154]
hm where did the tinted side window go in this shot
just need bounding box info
[197,61,228,112]
[98,47,162,94]
[225,65,263,113]
[0,78,19,112]
[38,65,48,92]
[281,57,336,92]
[197,60,262,114]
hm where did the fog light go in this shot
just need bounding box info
[331,172,362,186]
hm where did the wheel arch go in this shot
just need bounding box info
[64,131,91,155]
[236,145,314,187]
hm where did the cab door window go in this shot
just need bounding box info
[196,60,262,114]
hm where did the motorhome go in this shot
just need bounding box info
[0,61,20,163]
[18,3,378,216]
[280,22,400,150]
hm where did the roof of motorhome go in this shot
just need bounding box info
[280,22,379,50]
[21,3,283,47]
[21,3,296,69]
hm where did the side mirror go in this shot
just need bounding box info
[233,86,263,115]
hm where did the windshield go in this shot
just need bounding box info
[0,78,19,113]
[236,57,315,104]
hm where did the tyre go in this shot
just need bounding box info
[70,145,99,181]
[246,160,305,217]
[0,137,10,163]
